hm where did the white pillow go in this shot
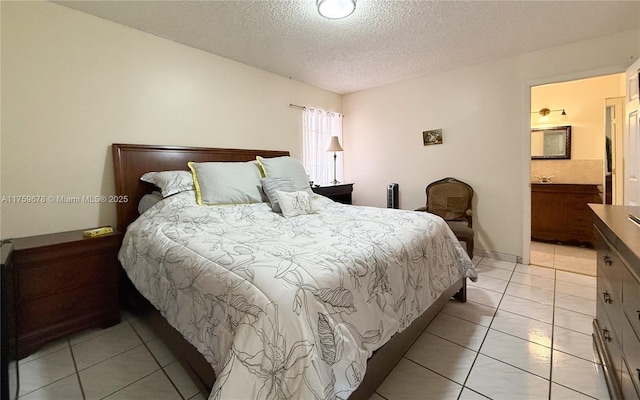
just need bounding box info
[188,161,263,205]
[256,156,313,195]
[140,170,194,197]
[274,190,312,218]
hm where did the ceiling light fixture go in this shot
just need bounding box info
[317,0,356,19]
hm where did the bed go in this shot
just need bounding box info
[112,143,476,400]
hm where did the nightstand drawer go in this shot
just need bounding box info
[10,229,123,357]
[19,281,116,333]
[18,253,116,301]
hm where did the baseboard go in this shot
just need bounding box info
[476,249,520,263]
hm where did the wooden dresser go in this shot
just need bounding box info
[590,204,640,400]
[531,183,602,246]
[10,229,122,358]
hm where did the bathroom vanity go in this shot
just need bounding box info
[531,183,602,246]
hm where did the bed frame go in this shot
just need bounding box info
[111,143,466,400]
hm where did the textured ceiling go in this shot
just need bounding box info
[56,0,640,94]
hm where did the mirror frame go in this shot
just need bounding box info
[531,125,571,160]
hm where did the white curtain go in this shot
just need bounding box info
[302,107,344,185]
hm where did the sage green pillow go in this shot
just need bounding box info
[188,161,263,205]
[256,156,313,195]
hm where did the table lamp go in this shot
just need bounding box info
[326,136,343,185]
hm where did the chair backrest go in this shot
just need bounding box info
[426,177,473,224]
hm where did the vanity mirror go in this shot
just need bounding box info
[531,125,571,159]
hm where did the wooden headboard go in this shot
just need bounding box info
[112,143,290,233]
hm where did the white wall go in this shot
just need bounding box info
[342,29,639,258]
[0,2,342,238]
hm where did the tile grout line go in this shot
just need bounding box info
[128,315,189,400]
[75,319,163,400]
[457,261,516,396]
[137,332,188,400]
[16,343,80,399]
[547,268,557,400]
[97,369,161,400]
[67,336,89,400]
[73,323,144,373]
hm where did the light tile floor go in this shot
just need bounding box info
[14,311,205,400]
[372,256,609,400]
[16,255,609,400]
[530,241,597,276]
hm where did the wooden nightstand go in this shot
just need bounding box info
[10,229,122,358]
[312,183,354,204]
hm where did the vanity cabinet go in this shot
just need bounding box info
[590,204,640,400]
[531,183,602,246]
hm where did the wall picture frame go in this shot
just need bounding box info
[423,129,443,146]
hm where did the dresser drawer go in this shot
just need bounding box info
[599,270,625,340]
[18,281,117,333]
[596,301,624,383]
[597,235,624,297]
[18,253,116,301]
[621,358,640,400]
[623,316,640,396]
[623,267,640,339]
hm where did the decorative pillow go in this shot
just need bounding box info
[274,190,312,218]
[140,170,194,197]
[261,177,297,213]
[188,161,263,205]
[256,156,313,195]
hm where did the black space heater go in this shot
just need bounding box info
[387,183,399,209]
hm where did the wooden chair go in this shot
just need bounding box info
[416,177,474,257]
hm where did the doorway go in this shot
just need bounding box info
[529,74,625,276]
[605,97,625,204]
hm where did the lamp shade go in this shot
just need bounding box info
[326,136,344,152]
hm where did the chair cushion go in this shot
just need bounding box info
[446,221,474,239]
[430,195,469,220]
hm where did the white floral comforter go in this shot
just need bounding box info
[118,192,476,400]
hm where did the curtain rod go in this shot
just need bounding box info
[289,103,344,117]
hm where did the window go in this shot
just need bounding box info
[302,107,343,185]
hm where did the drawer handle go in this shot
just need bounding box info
[603,292,613,304]
[603,328,612,342]
[603,255,613,266]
